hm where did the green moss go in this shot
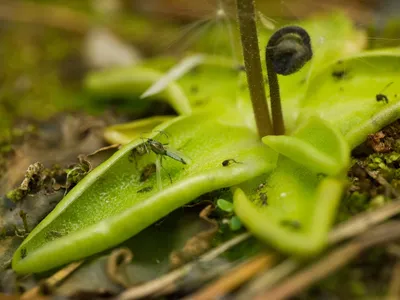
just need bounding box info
[365,152,400,172]
[5,162,45,202]
[4,160,69,203]
[336,192,367,223]
[5,189,26,203]
[65,156,92,192]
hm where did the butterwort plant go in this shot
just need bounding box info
[234,0,348,255]
[12,0,400,273]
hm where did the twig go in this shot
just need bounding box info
[236,258,300,300]
[201,232,251,261]
[154,259,233,297]
[361,163,400,198]
[184,253,275,300]
[257,243,360,300]
[238,197,400,298]
[117,233,251,300]
[328,199,400,244]
[256,221,400,300]
[21,260,83,299]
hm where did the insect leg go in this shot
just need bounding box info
[155,155,163,191]
[159,155,173,184]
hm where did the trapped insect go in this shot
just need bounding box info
[133,132,189,190]
[136,131,188,164]
[376,82,393,104]
[222,158,242,167]
[130,132,188,166]
[144,138,187,165]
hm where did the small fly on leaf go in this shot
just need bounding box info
[222,158,242,167]
[376,82,393,104]
[134,132,190,190]
[145,138,187,165]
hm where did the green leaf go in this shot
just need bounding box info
[12,111,277,274]
[234,167,344,255]
[235,116,349,255]
[104,116,174,144]
[263,116,349,175]
[175,57,240,111]
[217,199,234,213]
[299,49,400,148]
[86,55,241,116]
[85,66,192,115]
[229,216,242,231]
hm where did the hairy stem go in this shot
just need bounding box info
[236,0,273,137]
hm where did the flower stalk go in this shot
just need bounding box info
[236,0,273,137]
[236,0,313,136]
[266,26,313,135]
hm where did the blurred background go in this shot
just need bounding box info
[132,0,378,21]
[1,2,400,297]
[0,0,397,137]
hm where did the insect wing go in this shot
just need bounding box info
[164,146,191,165]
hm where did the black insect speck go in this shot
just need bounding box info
[332,69,347,80]
[21,248,27,259]
[376,94,389,104]
[222,159,242,167]
[376,82,393,104]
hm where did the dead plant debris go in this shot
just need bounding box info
[169,205,219,268]
[106,248,134,288]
